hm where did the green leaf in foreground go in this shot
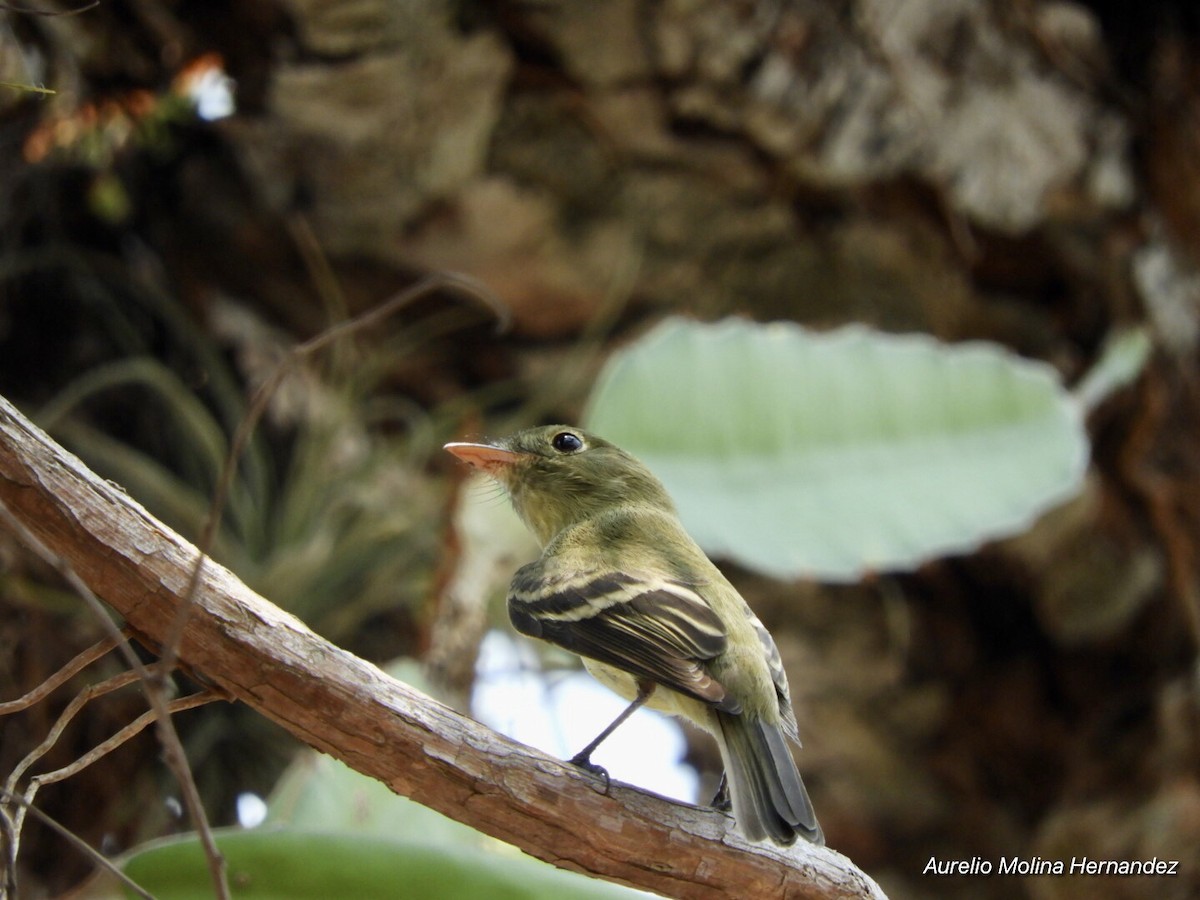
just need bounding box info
[116,711,648,900]
[585,317,1089,581]
[120,829,629,900]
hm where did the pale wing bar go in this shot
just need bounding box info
[509,563,737,711]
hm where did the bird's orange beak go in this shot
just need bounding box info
[444,441,524,474]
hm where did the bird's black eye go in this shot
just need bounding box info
[551,431,584,453]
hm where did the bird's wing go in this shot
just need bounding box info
[743,605,800,741]
[508,562,739,713]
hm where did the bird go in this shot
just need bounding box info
[445,424,823,846]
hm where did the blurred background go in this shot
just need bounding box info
[1,1,1199,898]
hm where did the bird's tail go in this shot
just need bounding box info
[716,711,824,846]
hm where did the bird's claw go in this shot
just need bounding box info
[710,774,732,812]
[568,753,612,794]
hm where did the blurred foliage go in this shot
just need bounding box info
[3,1,1200,898]
[0,103,508,893]
[586,317,1097,581]
[32,294,450,649]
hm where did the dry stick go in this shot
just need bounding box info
[1,661,139,894]
[6,671,141,797]
[0,501,231,900]
[0,634,122,715]
[0,662,213,900]
[0,790,154,900]
[0,394,886,899]
[1,803,15,898]
[32,692,220,790]
[8,692,218,898]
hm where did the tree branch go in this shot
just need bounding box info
[0,393,885,900]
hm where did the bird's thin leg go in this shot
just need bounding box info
[568,681,654,790]
[710,772,731,811]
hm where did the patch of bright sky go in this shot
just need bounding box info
[185,64,236,121]
[472,630,700,804]
[237,791,268,828]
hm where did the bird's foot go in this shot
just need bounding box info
[568,752,611,794]
[710,774,731,812]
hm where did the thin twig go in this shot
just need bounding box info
[0,642,214,900]
[0,789,155,900]
[2,670,140,883]
[1,803,16,898]
[6,690,217,898]
[0,500,231,899]
[5,670,141,797]
[2,667,133,897]
[0,634,124,715]
[33,691,220,789]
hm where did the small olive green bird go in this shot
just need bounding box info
[445,425,823,846]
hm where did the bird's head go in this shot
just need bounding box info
[445,425,673,544]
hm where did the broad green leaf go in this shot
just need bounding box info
[119,829,640,900]
[585,317,1088,581]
